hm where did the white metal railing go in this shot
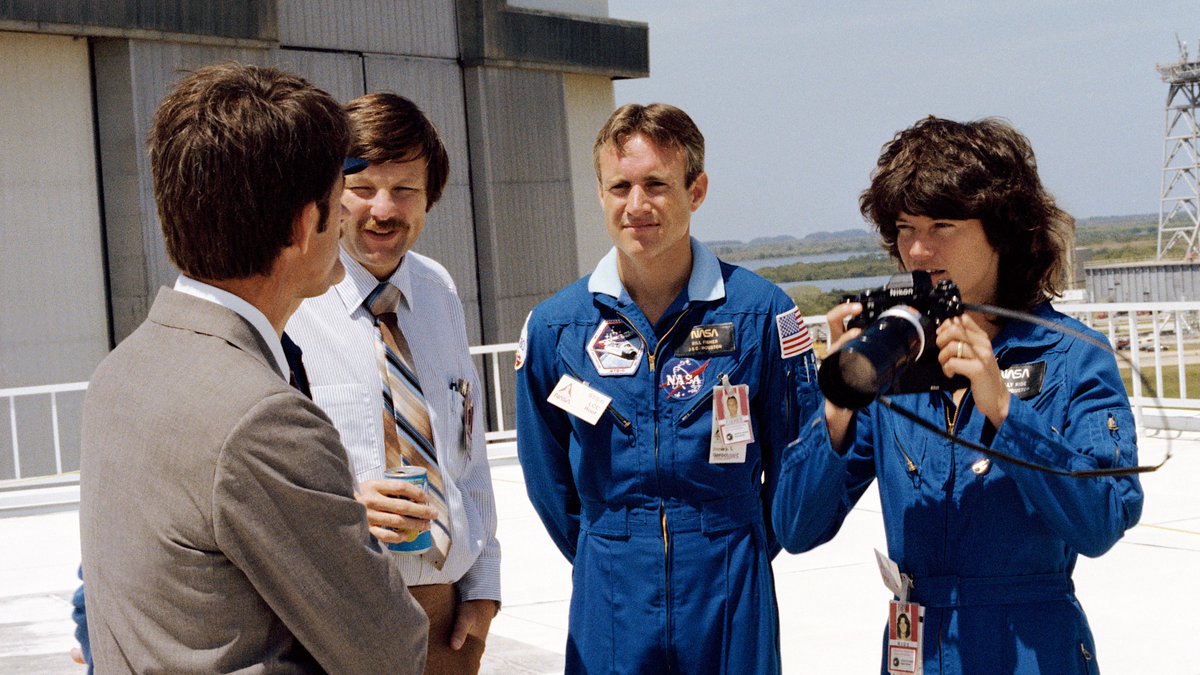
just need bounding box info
[0,347,523,486]
[3,302,1198,486]
[468,342,519,449]
[0,381,88,481]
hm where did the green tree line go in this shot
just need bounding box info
[755,253,896,283]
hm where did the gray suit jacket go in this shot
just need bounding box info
[80,288,428,674]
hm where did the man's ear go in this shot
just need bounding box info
[688,171,709,212]
[290,201,320,255]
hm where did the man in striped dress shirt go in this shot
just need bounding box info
[287,93,500,674]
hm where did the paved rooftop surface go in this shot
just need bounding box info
[1,430,1195,674]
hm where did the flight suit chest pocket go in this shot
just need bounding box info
[554,341,634,432]
[675,347,758,426]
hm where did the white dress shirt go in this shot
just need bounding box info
[174,276,287,377]
[287,249,501,601]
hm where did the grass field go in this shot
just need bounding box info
[1118,361,1200,399]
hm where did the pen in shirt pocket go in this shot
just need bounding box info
[451,378,474,449]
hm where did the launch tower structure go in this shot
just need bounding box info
[1156,39,1200,260]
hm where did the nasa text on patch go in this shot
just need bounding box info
[1000,361,1046,399]
[659,357,710,401]
[675,323,736,358]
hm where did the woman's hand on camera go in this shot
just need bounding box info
[936,314,1009,427]
[823,302,863,452]
[826,301,863,351]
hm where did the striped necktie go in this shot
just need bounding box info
[365,282,451,567]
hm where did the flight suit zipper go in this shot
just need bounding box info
[611,305,691,671]
[608,307,692,374]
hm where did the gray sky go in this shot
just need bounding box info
[607,1,1197,242]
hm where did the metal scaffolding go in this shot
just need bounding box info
[1156,39,1200,260]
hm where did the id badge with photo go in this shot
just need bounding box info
[709,379,751,463]
[886,600,924,675]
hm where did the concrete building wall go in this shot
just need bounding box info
[0,32,108,386]
[508,0,609,19]
[0,0,648,479]
[0,32,108,477]
[277,0,457,58]
[564,73,615,277]
[271,48,365,103]
[464,66,577,345]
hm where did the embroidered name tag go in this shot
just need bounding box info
[1000,361,1046,400]
[675,323,736,358]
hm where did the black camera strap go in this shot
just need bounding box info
[878,396,1170,478]
[873,302,1174,479]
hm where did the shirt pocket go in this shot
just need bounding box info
[311,383,382,481]
[440,379,473,474]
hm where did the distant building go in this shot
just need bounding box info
[0,0,647,478]
[1085,261,1200,302]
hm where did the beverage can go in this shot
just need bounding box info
[382,466,432,554]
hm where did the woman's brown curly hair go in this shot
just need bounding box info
[859,116,1074,311]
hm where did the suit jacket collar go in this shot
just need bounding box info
[148,288,285,380]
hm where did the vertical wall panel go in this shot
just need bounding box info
[272,48,365,103]
[0,32,108,386]
[563,72,613,277]
[464,66,576,344]
[0,32,108,477]
[278,0,457,58]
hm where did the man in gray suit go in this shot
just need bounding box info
[79,62,428,673]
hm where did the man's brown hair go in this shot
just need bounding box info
[859,116,1073,310]
[345,93,449,210]
[593,103,705,187]
[149,62,348,280]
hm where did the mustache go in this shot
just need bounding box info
[362,217,409,231]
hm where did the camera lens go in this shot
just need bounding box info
[818,307,929,409]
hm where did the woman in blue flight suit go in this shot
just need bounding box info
[516,239,818,675]
[773,116,1143,674]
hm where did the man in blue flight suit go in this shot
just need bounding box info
[515,103,819,674]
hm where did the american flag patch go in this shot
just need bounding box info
[775,308,813,359]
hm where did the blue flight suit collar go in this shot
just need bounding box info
[990,302,1066,362]
[587,237,726,307]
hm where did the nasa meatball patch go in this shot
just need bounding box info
[588,319,645,376]
[659,357,710,401]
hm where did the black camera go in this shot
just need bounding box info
[818,271,967,409]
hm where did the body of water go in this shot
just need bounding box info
[779,275,893,293]
[736,251,867,271]
[733,250,894,293]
